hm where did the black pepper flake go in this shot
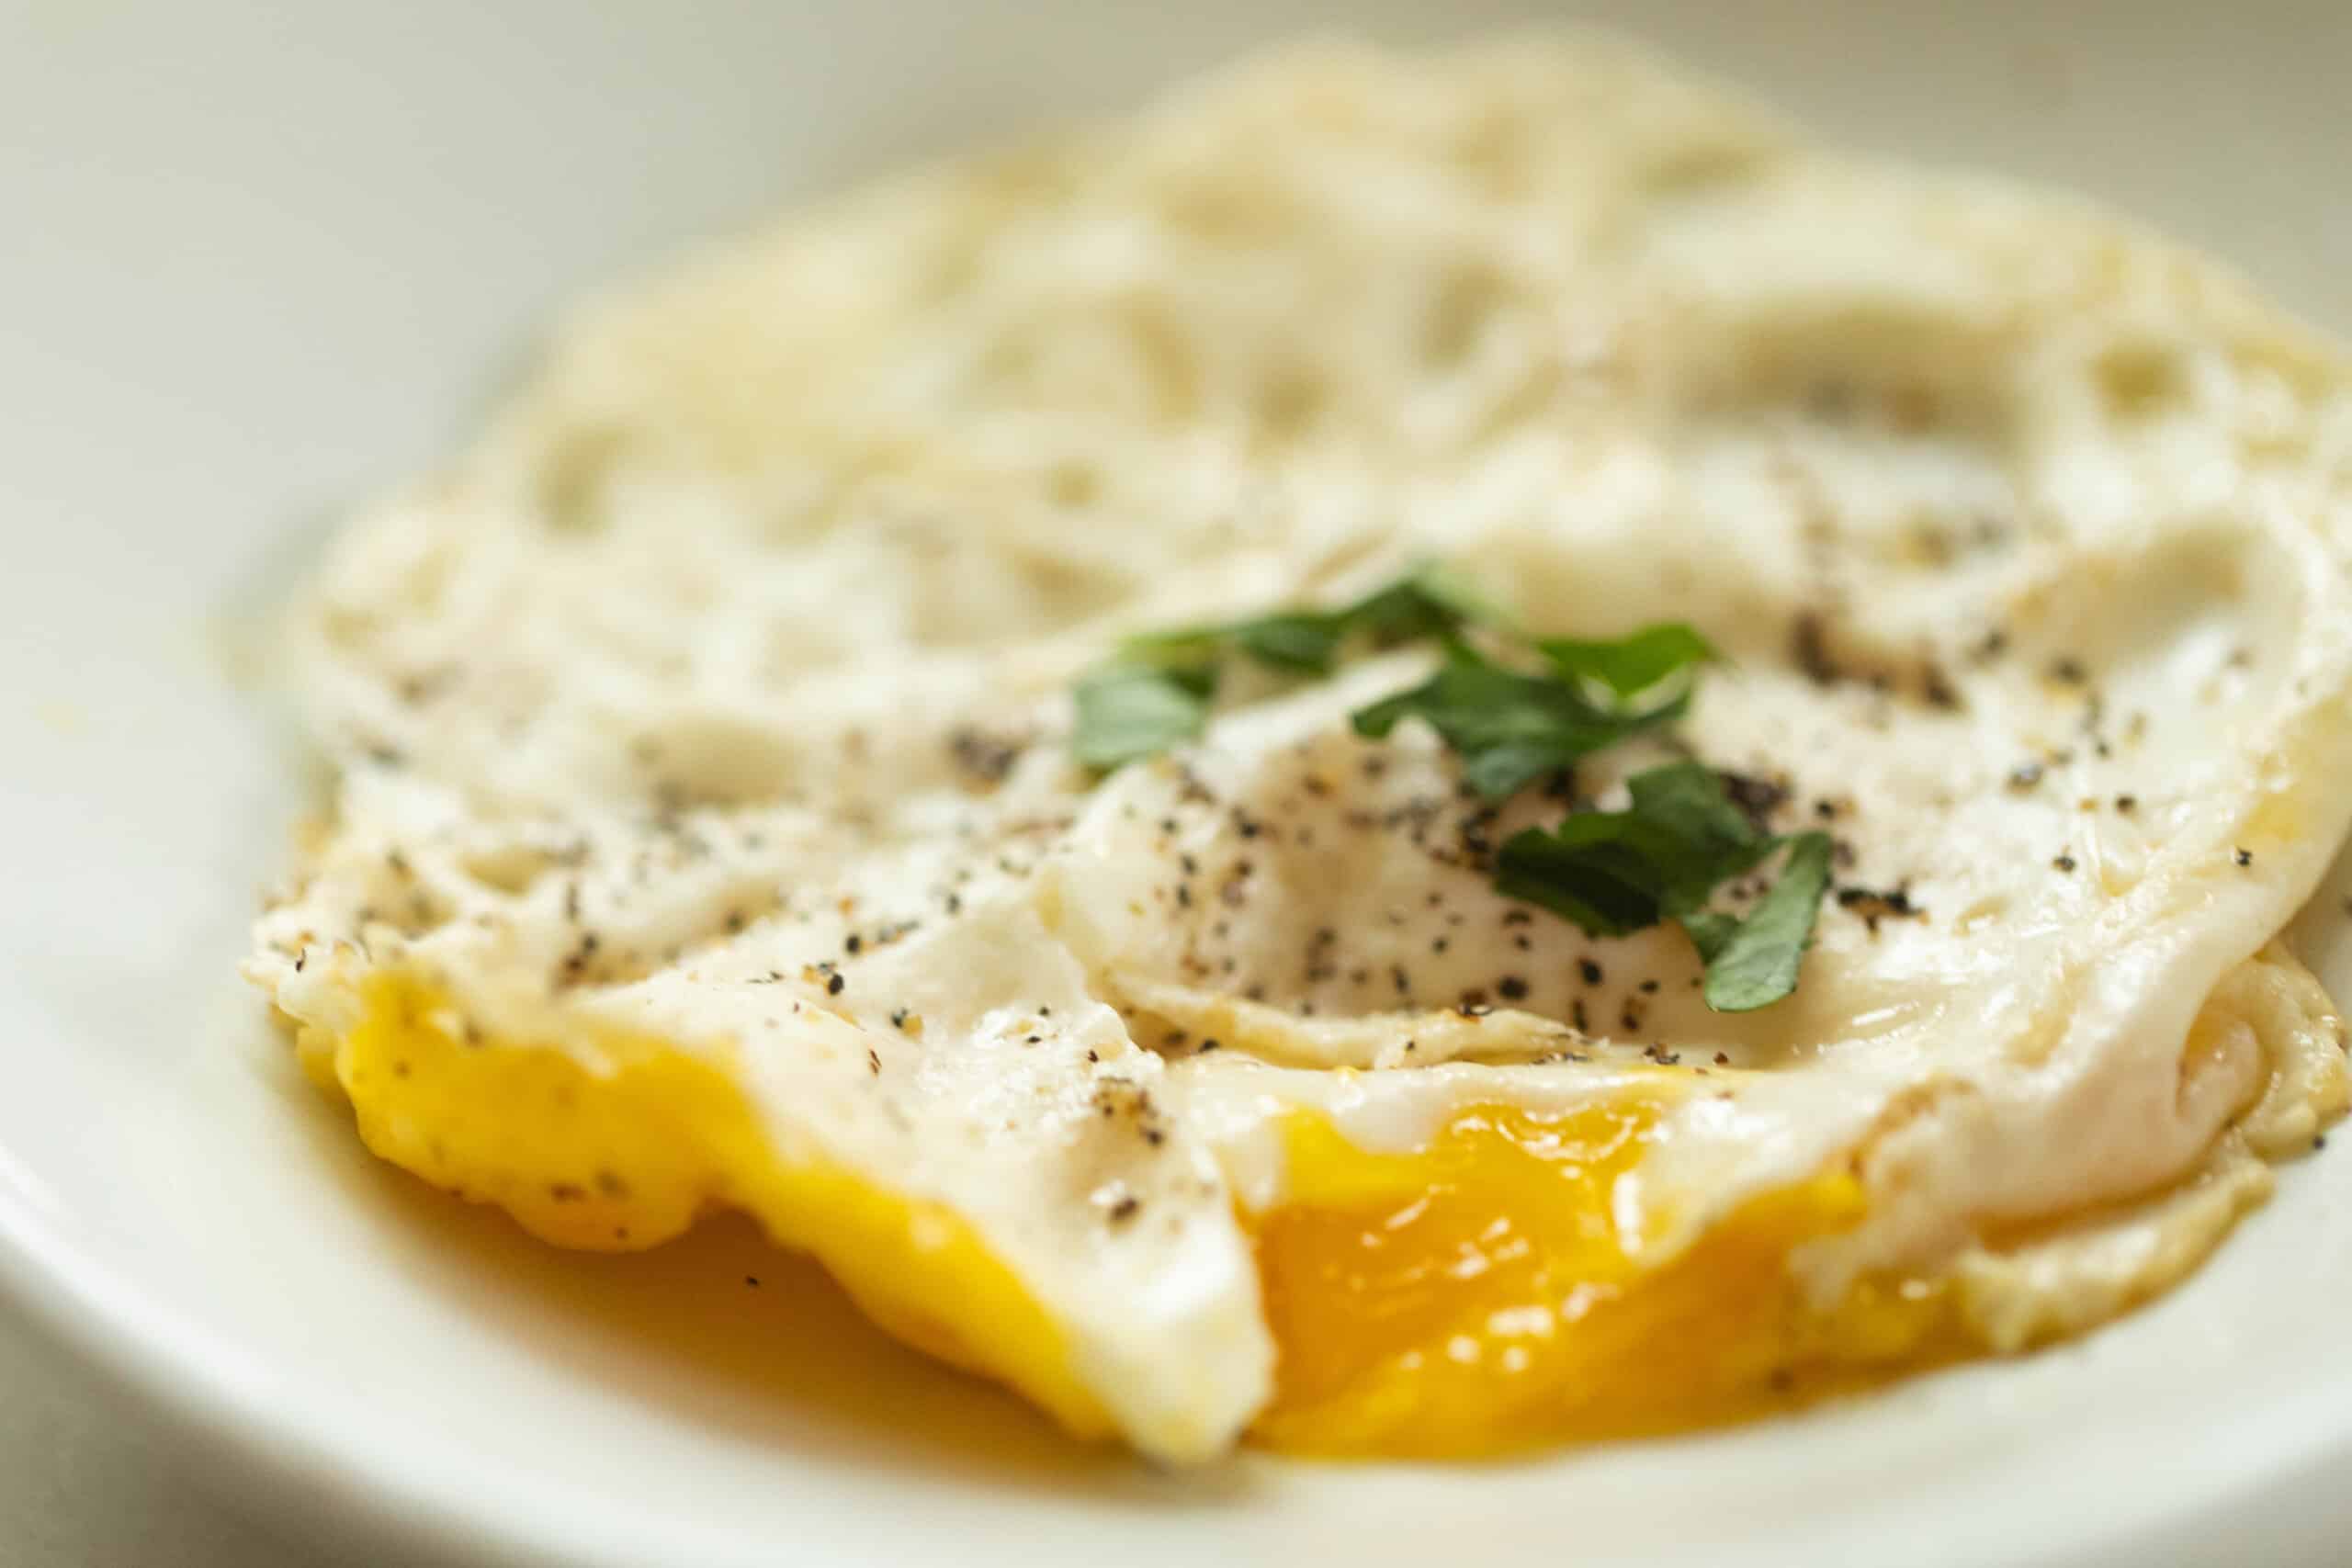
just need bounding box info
[1198,1038,1221,1054]
[2234,848,2254,867]
[1718,772,1788,832]
[2049,657,2088,685]
[844,933,862,954]
[745,1275,762,1287]
[2052,853,2077,873]
[1792,612,1838,685]
[866,1048,881,1076]
[1577,959,1603,986]
[1920,663,1962,711]
[1497,976,1529,1001]
[826,971,846,995]
[1713,1051,1730,1066]
[947,726,1025,785]
[1108,1194,1141,1224]
[2115,795,2138,813]
[1836,886,1920,920]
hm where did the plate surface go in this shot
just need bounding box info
[5,3,2352,1564]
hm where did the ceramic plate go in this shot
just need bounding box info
[6,3,2351,1563]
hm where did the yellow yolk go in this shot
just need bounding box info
[310,976,1114,1442]
[311,978,1967,1459]
[1248,1104,1962,1457]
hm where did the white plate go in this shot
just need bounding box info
[6,3,2352,1564]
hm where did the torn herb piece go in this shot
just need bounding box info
[1337,565,1495,647]
[1492,762,1770,930]
[1539,624,1721,703]
[1487,807,1688,936]
[1351,641,1688,800]
[1230,613,1350,674]
[1072,660,1217,770]
[1681,832,1833,1011]
[1079,565,1488,768]
[1125,564,1484,679]
[1126,614,1335,676]
[1494,761,1831,1010]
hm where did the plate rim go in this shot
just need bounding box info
[5,1091,2352,1568]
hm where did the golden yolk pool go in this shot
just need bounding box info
[311,977,1966,1459]
[1250,1104,1960,1456]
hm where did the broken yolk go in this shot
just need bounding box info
[312,976,1114,1444]
[1249,1103,1962,1457]
[311,976,1965,1460]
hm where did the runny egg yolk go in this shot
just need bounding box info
[1250,1104,1962,1457]
[312,977,1115,1444]
[313,977,1965,1459]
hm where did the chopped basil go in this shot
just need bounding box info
[1496,762,1832,1011]
[1539,624,1720,701]
[1070,660,1217,771]
[1679,832,1835,1011]
[1122,565,1483,679]
[1070,570,1826,1009]
[1350,639,1690,801]
[1073,566,1483,766]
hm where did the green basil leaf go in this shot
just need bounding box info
[1071,661,1217,770]
[1538,624,1721,703]
[1351,643,1684,801]
[1493,763,1828,1011]
[1686,831,1834,1011]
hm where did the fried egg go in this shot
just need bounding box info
[248,32,2352,1463]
